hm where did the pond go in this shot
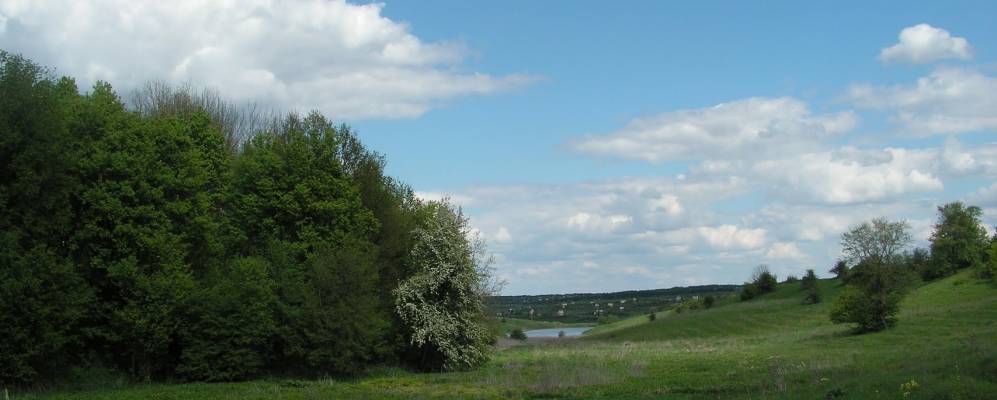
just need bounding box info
[523,327,592,338]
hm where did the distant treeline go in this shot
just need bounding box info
[0,52,495,385]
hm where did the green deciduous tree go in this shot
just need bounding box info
[830,218,915,333]
[925,202,989,280]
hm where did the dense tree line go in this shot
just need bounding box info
[0,52,495,385]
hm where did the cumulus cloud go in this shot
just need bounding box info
[753,148,944,204]
[0,0,532,119]
[879,24,973,64]
[569,97,857,163]
[697,225,767,250]
[966,183,997,207]
[847,68,997,135]
[765,242,805,260]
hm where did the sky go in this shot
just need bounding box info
[3,0,996,295]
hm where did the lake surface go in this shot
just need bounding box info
[523,327,592,338]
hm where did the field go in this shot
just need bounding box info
[19,272,996,399]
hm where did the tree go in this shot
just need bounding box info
[830,260,849,283]
[801,269,821,304]
[981,231,997,281]
[740,265,777,301]
[840,217,912,266]
[926,202,989,280]
[0,51,92,385]
[830,259,907,332]
[178,257,277,381]
[703,295,716,308]
[394,201,498,371]
[830,218,915,333]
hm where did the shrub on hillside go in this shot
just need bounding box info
[784,275,799,283]
[703,295,715,308]
[800,269,821,305]
[740,265,777,301]
[509,329,527,341]
[829,260,911,332]
[647,312,656,321]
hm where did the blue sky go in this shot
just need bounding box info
[4,0,995,294]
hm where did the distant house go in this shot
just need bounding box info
[619,306,625,311]
[557,310,565,317]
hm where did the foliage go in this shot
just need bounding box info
[800,269,821,304]
[840,217,912,266]
[703,295,715,308]
[178,258,277,381]
[1,52,489,385]
[0,51,92,384]
[508,329,527,341]
[925,202,989,280]
[740,265,777,301]
[647,312,656,322]
[829,260,849,283]
[829,259,912,332]
[829,218,918,333]
[983,236,997,280]
[394,201,496,372]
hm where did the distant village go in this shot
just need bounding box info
[488,285,737,322]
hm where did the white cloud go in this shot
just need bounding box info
[569,97,857,163]
[696,225,767,250]
[649,195,683,216]
[494,227,512,243]
[847,68,997,135]
[566,212,633,232]
[879,24,973,64]
[966,183,997,207]
[0,0,532,119]
[766,242,805,260]
[753,148,944,204]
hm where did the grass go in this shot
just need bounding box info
[16,272,997,399]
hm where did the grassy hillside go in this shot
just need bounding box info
[19,272,997,399]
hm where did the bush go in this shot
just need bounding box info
[982,239,997,280]
[741,265,777,301]
[801,269,822,305]
[509,329,527,341]
[829,260,910,332]
[647,312,656,321]
[703,295,715,308]
[557,330,565,338]
[740,283,760,301]
[784,275,799,283]
[830,260,849,283]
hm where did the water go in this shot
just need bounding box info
[523,327,592,338]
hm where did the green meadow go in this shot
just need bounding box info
[21,271,996,399]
